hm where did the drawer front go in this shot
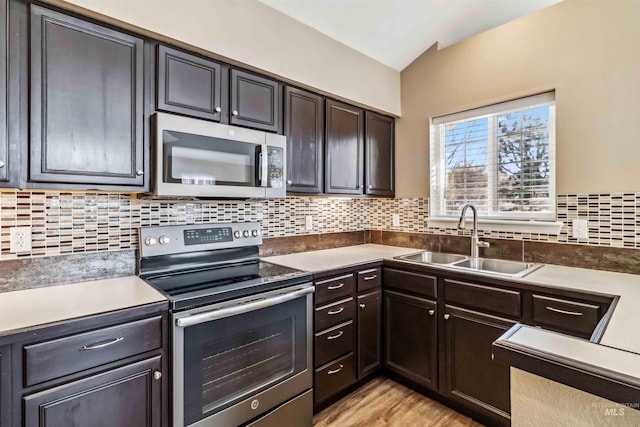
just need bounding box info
[315,274,355,305]
[314,352,356,404]
[383,268,437,298]
[532,295,601,337]
[25,316,162,387]
[357,268,381,292]
[445,279,521,318]
[315,321,354,367]
[315,298,354,332]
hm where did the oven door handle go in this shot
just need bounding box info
[175,286,315,327]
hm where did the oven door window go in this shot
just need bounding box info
[182,297,307,426]
[163,130,258,187]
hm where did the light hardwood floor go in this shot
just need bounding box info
[313,377,484,427]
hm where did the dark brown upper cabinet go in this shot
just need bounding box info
[0,0,11,187]
[325,99,364,195]
[365,111,394,197]
[230,69,282,133]
[157,45,225,122]
[29,5,145,188]
[284,86,324,193]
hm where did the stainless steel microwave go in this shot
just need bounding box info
[148,112,286,199]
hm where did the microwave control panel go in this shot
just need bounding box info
[267,147,284,189]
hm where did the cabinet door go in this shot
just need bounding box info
[157,45,223,122]
[24,356,162,427]
[30,5,145,187]
[443,305,514,424]
[325,99,364,195]
[365,111,394,197]
[230,69,281,133]
[383,290,437,390]
[0,345,10,427]
[284,86,323,193]
[357,290,381,378]
[0,0,9,186]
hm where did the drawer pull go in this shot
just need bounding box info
[327,364,344,375]
[363,275,378,281]
[80,337,124,351]
[327,283,344,290]
[327,331,344,340]
[546,306,584,316]
[327,308,344,315]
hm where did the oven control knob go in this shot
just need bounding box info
[234,230,241,239]
[158,235,171,245]
[243,230,250,238]
[251,230,259,237]
[144,237,157,246]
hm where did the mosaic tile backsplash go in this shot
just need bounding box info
[0,191,638,260]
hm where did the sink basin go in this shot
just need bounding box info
[395,251,468,265]
[451,258,542,278]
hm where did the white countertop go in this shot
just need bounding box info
[263,244,418,273]
[267,243,640,376]
[0,276,166,337]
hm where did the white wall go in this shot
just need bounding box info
[55,0,401,116]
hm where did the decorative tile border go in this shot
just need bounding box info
[0,191,638,261]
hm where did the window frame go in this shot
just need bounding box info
[429,92,557,222]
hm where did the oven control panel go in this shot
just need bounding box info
[139,222,262,257]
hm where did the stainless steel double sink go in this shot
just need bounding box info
[395,251,543,278]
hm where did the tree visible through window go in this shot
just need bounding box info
[430,92,555,220]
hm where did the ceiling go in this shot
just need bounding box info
[258,0,562,71]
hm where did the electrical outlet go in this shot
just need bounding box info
[305,215,313,231]
[392,214,400,227]
[10,226,32,253]
[572,219,588,239]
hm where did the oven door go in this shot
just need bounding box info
[172,284,314,427]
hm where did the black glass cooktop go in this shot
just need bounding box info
[142,260,312,311]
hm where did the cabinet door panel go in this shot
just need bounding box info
[444,305,514,423]
[23,356,162,427]
[325,100,364,194]
[384,290,437,390]
[357,290,381,378]
[0,345,11,427]
[365,111,394,196]
[230,69,281,133]
[157,45,222,121]
[0,0,10,186]
[30,5,144,186]
[284,86,323,193]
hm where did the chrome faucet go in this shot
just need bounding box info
[457,204,490,258]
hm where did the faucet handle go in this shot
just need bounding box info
[477,240,490,248]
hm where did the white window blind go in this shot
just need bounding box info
[430,92,556,220]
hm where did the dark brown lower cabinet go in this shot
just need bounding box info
[384,290,438,390]
[0,345,10,427]
[443,305,515,425]
[357,290,381,378]
[23,356,162,427]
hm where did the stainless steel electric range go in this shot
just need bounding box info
[138,222,314,427]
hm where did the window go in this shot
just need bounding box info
[430,92,555,220]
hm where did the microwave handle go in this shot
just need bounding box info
[255,144,268,187]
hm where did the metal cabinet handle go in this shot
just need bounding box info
[287,180,292,185]
[429,309,435,316]
[359,185,363,189]
[327,364,344,375]
[327,331,344,340]
[327,307,344,315]
[215,106,222,113]
[0,160,5,168]
[327,283,344,290]
[363,275,377,281]
[80,337,124,351]
[545,306,584,316]
[359,303,366,309]
[136,170,144,176]
[232,110,239,116]
[153,371,162,380]
[444,314,450,320]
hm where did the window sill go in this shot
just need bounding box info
[426,217,563,235]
